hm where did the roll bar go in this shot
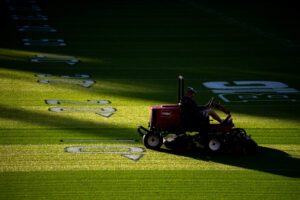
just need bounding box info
[178,75,184,105]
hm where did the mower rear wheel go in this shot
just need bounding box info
[143,132,163,150]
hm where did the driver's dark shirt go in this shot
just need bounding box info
[181,96,208,118]
[182,96,198,115]
[181,96,209,130]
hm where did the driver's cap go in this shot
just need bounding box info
[186,87,196,95]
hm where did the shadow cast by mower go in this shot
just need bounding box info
[158,146,300,178]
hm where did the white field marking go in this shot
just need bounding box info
[97,112,114,118]
[64,146,145,162]
[48,107,116,118]
[30,55,79,65]
[213,88,299,94]
[204,81,289,90]
[12,14,48,21]
[203,81,299,94]
[204,81,299,103]
[60,139,136,143]
[38,80,95,88]
[24,43,66,46]
[23,38,66,46]
[36,74,89,78]
[219,93,297,103]
[49,107,116,113]
[38,55,73,59]
[121,154,144,161]
[45,100,111,105]
[181,0,297,47]
[18,25,56,32]
[8,5,41,11]
[64,146,145,154]
[35,55,76,59]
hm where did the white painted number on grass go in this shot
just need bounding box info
[65,146,145,154]
[12,14,48,21]
[38,79,95,88]
[23,39,66,46]
[30,55,79,65]
[45,100,111,105]
[49,107,115,113]
[49,107,116,118]
[18,25,56,32]
[45,100,115,118]
[64,146,145,161]
[203,81,298,94]
[203,81,299,103]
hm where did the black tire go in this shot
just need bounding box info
[143,132,163,150]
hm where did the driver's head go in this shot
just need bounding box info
[186,87,196,98]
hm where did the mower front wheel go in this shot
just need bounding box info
[143,132,163,150]
[208,138,222,152]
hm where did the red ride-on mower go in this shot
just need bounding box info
[137,76,258,155]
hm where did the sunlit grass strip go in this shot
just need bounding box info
[0,144,299,172]
[0,48,105,64]
[1,170,299,200]
[60,139,136,142]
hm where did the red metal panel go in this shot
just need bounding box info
[149,104,181,129]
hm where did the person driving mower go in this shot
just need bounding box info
[181,87,229,127]
[180,87,232,148]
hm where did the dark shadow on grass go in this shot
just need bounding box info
[158,146,300,178]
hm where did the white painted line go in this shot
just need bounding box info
[35,55,75,59]
[12,14,48,21]
[97,113,114,118]
[36,74,90,78]
[121,154,144,161]
[22,39,66,46]
[48,107,116,113]
[30,55,79,64]
[64,146,145,154]
[218,94,230,103]
[38,80,94,87]
[45,100,110,105]
[18,25,56,32]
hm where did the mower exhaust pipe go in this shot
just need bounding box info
[178,75,184,105]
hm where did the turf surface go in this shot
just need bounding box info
[0,0,299,199]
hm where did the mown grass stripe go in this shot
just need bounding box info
[0,144,299,173]
[1,170,299,200]
[60,139,136,142]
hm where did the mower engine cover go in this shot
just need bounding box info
[149,104,181,130]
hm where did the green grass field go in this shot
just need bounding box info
[0,0,300,199]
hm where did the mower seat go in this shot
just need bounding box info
[180,106,209,133]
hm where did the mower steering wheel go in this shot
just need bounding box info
[207,97,215,108]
